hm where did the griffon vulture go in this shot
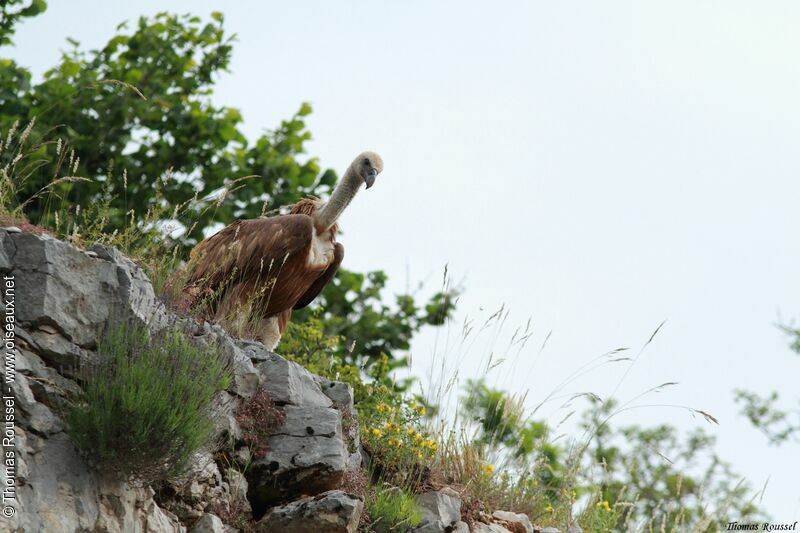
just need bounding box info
[176,151,384,349]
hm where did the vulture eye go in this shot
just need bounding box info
[363,158,370,166]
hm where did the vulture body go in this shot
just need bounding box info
[177,151,383,349]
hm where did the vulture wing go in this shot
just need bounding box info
[184,214,315,294]
[293,242,344,309]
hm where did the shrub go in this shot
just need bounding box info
[66,322,230,483]
[235,388,286,461]
[366,484,423,533]
[360,388,438,488]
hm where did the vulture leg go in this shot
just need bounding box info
[293,243,344,309]
[255,316,282,351]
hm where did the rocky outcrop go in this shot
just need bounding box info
[492,510,534,533]
[0,228,359,531]
[413,488,462,532]
[246,404,349,513]
[0,227,553,533]
[188,514,225,533]
[256,490,363,532]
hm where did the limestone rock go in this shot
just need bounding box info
[190,513,226,533]
[156,452,249,524]
[492,510,534,533]
[1,229,375,532]
[194,326,261,399]
[314,375,356,414]
[257,352,332,407]
[237,339,274,363]
[257,490,363,533]
[0,230,164,348]
[247,405,348,513]
[412,489,462,532]
[474,523,514,533]
[7,432,185,532]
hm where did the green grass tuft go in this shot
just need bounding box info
[366,484,423,533]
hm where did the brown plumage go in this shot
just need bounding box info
[174,151,383,349]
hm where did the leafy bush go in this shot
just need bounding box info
[366,485,423,533]
[66,322,230,483]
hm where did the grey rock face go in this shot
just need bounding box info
[247,405,349,513]
[190,513,226,533]
[492,510,534,533]
[157,452,235,523]
[412,489,462,532]
[257,352,333,407]
[3,231,126,347]
[0,231,166,349]
[473,523,515,532]
[191,325,262,399]
[2,230,367,531]
[315,375,361,463]
[314,375,356,413]
[257,490,363,533]
[6,430,185,532]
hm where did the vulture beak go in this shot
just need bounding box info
[364,168,378,189]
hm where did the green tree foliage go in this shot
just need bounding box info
[461,381,760,531]
[1,12,334,241]
[0,0,46,46]
[735,325,800,445]
[0,10,455,375]
[294,271,456,381]
[580,398,759,531]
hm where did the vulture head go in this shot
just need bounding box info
[313,150,385,232]
[353,151,384,189]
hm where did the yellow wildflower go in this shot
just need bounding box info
[371,428,383,438]
[545,504,554,513]
[482,464,495,476]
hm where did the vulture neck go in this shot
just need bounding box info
[314,166,362,233]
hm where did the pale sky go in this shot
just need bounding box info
[9,0,800,518]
